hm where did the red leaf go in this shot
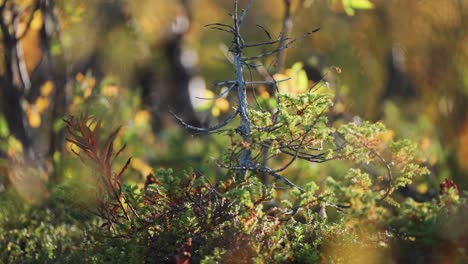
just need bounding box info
[114,143,127,160]
[440,178,459,196]
[116,157,132,182]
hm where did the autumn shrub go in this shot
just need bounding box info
[1,1,467,263]
[56,72,466,262]
[1,111,466,262]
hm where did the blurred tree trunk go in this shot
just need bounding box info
[41,0,68,161]
[139,0,203,134]
[0,0,63,181]
[276,0,293,73]
[0,0,39,163]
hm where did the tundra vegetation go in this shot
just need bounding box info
[0,0,467,263]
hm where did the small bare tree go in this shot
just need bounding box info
[171,0,428,203]
[172,0,322,193]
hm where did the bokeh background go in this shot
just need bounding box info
[1,0,467,200]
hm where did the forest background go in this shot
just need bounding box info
[0,0,467,263]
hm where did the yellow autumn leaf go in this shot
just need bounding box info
[296,69,308,92]
[215,98,230,112]
[101,84,120,97]
[420,137,431,151]
[30,11,43,31]
[66,141,80,154]
[16,0,36,5]
[194,90,215,112]
[87,77,97,89]
[417,183,429,194]
[40,81,54,96]
[273,73,290,93]
[134,110,151,127]
[26,107,41,128]
[35,97,50,113]
[375,130,394,143]
[333,102,346,114]
[69,96,83,112]
[84,85,93,98]
[211,107,221,117]
[75,72,85,82]
[258,86,270,99]
[291,61,304,72]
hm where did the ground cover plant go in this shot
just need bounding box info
[0,0,467,263]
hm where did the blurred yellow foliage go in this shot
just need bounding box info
[7,136,23,157]
[65,141,80,154]
[69,96,83,113]
[375,130,394,143]
[35,97,50,113]
[101,84,120,97]
[194,89,230,117]
[134,110,151,127]
[75,72,85,82]
[257,86,270,99]
[274,62,309,96]
[457,121,468,169]
[323,223,388,263]
[417,183,429,194]
[420,136,431,152]
[216,98,230,112]
[131,157,153,177]
[40,80,54,96]
[83,77,96,98]
[83,86,93,98]
[30,11,43,30]
[26,106,41,128]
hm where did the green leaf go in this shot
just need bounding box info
[342,0,374,16]
[53,119,65,133]
[291,62,304,72]
[342,0,356,16]
[0,115,9,137]
[349,0,374,9]
[194,90,215,112]
[296,69,309,92]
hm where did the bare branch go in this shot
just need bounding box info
[238,0,254,27]
[272,124,314,173]
[213,78,291,87]
[206,26,235,34]
[196,83,236,100]
[373,151,393,201]
[278,147,335,163]
[255,24,272,40]
[243,38,288,48]
[277,0,293,71]
[214,80,237,86]
[171,109,239,134]
[205,23,235,31]
[246,78,291,85]
[258,165,304,193]
[307,69,331,92]
[243,29,320,61]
